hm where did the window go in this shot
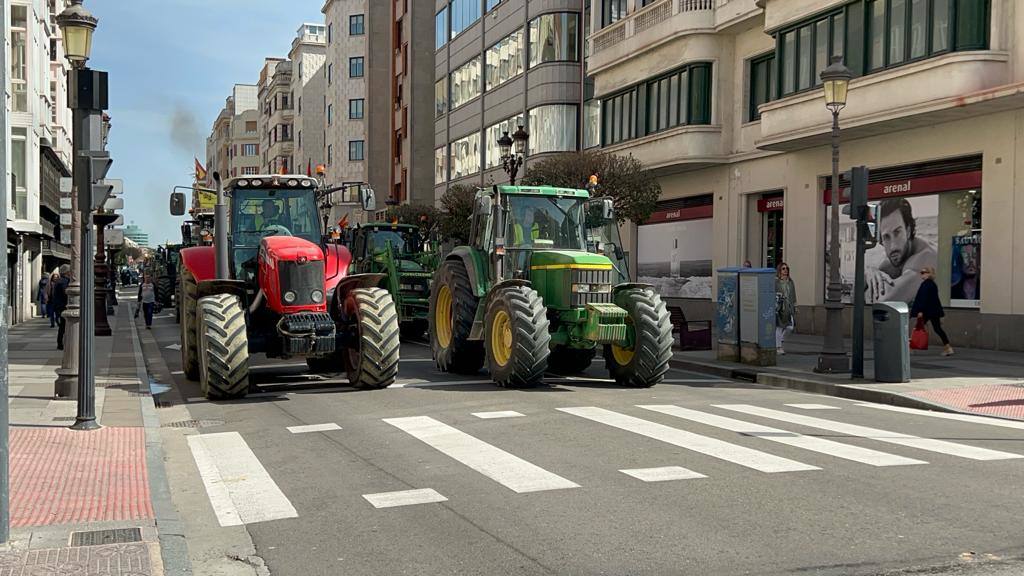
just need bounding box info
[932,0,950,52]
[955,0,988,50]
[601,62,712,145]
[910,0,927,58]
[603,0,626,26]
[298,131,302,147]
[242,166,259,175]
[450,132,481,179]
[349,140,365,161]
[529,13,578,67]
[435,146,448,184]
[435,78,448,118]
[50,80,58,124]
[528,104,577,155]
[350,14,364,35]
[242,144,258,156]
[485,29,524,91]
[349,98,364,119]
[749,53,775,121]
[327,144,333,165]
[889,0,906,64]
[349,56,364,77]
[327,63,333,85]
[328,23,332,43]
[11,5,28,112]
[245,121,257,134]
[485,114,525,168]
[450,56,481,110]
[487,0,501,11]
[327,104,333,125]
[12,127,27,218]
[583,99,601,149]
[450,0,481,39]
[436,7,448,49]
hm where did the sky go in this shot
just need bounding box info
[90,0,324,245]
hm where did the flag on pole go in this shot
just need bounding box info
[337,213,349,229]
[194,158,208,182]
[306,159,312,177]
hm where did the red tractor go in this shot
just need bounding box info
[169,173,399,399]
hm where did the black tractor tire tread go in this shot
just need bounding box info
[156,275,174,307]
[347,287,400,389]
[605,288,673,388]
[547,345,596,375]
[486,286,551,388]
[430,260,484,374]
[198,293,250,399]
[180,269,200,380]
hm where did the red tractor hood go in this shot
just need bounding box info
[261,236,325,262]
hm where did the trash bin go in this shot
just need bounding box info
[873,302,911,383]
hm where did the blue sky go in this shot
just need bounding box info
[90,0,324,245]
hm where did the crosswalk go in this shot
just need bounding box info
[185,401,1024,526]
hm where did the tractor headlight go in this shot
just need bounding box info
[572,283,590,293]
[283,290,297,304]
[311,289,324,303]
[572,283,612,293]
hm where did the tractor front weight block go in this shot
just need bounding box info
[277,313,336,356]
[583,303,628,343]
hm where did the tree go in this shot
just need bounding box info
[438,184,476,245]
[385,203,440,229]
[519,149,661,224]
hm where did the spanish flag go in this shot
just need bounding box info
[194,158,207,182]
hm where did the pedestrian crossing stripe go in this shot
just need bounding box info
[855,403,1024,430]
[620,466,707,482]
[363,488,448,509]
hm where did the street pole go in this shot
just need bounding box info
[852,217,866,378]
[0,0,11,542]
[816,109,850,374]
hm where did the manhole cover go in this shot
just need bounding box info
[70,527,142,547]
[163,419,225,429]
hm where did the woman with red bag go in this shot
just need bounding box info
[910,266,953,356]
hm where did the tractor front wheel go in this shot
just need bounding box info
[429,260,483,374]
[547,345,596,375]
[197,293,250,399]
[180,269,200,380]
[604,288,673,388]
[484,286,550,387]
[344,287,400,389]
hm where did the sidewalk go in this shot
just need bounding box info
[672,332,1024,421]
[2,291,183,575]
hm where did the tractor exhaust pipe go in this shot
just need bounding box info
[213,171,230,280]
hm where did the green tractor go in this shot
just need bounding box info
[349,222,439,339]
[428,185,673,387]
[153,244,181,311]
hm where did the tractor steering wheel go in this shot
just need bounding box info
[262,225,293,237]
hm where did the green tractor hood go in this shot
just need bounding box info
[528,250,614,271]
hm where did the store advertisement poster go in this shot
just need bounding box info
[950,234,981,308]
[826,195,938,305]
[637,218,713,299]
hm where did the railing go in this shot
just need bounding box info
[590,0,717,55]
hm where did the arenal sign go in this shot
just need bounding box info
[822,170,982,204]
[643,203,713,224]
[757,196,784,212]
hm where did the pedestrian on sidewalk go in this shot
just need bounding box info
[45,271,60,327]
[775,262,796,355]
[137,273,156,329]
[911,266,953,356]
[36,272,49,318]
[52,266,71,350]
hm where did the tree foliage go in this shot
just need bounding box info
[385,203,441,229]
[438,184,476,245]
[519,149,661,223]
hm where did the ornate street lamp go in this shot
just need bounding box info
[499,125,529,185]
[816,55,854,374]
[56,0,97,69]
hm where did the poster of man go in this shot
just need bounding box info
[950,234,981,306]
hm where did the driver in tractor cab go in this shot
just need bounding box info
[255,199,289,231]
[512,207,550,246]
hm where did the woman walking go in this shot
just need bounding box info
[45,271,60,327]
[911,266,953,356]
[137,273,157,329]
[775,262,796,355]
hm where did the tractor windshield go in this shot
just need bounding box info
[368,229,422,256]
[231,188,320,247]
[504,195,586,250]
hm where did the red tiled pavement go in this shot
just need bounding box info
[909,384,1024,421]
[10,427,153,528]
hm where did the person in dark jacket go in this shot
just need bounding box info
[911,266,953,356]
[51,265,71,350]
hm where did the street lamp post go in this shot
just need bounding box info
[498,125,529,185]
[816,55,854,374]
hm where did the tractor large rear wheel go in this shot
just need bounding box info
[156,275,173,308]
[197,293,250,399]
[547,345,596,375]
[343,287,400,389]
[604,288,673,388]
[180,269,200,380]
[485,286,550,387]
[429,260,483,374]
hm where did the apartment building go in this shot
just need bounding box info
[206,85,260,181]
[257,58,295,174]
[389,0,434,206]
[434,0,587,203]
[289,23,327,176]
[587,0,1023,350]
[6,0,74,324]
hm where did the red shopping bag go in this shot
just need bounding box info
[909,319,929,350]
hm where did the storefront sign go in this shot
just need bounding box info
[822,170,982,204]
[757,196,784,212]
[644,203,713,224]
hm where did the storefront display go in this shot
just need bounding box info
[638,197,713,299]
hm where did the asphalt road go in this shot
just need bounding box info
[139,308,1024,576]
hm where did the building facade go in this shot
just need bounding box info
[434,0,588,203]
[389,0,434,206]
[588,0,1024,350]
[257,58,294,174]
[6,0,74,324]
[123,223,149,248]
[206,85,260,182]
[289,23,327,176]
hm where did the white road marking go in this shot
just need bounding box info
[856,403,1024,431]
[384,416,579,493]
[472,411,524,419]
[639,405,926,467]
[187,432,298,526]
[165,344,181,351]
[287,423,342,434]
[716,405,1023,461]
[171,370,184,376]
[558,407,818,473]
[392,379,495,388]
[363,488,448,509]
[785,404,842,410]
[619,466,707,482]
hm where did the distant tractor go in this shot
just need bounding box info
[428,185,673,388]
[348,222,439,338]
[169,173,400,399]
[152,244,181,311]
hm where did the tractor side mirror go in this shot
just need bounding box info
[170,192,186,216]
[587,197,614,224]
[360,187,376,212]
[475,195,492,216]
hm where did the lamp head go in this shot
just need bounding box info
[512,125,529,156]
[497,131,513,158]
[56,0,97,68]
[820,55,853,113]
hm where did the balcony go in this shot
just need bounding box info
[603,124,725,173]
[757,51,1012,151]
[588,0,759,74]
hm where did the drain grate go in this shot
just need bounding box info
[70,527,142,547]
[163,419,225,429]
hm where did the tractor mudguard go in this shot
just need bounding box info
[179,245,216,283]
[197,279,248,303]
[333,273,387,298]
[469,279,531,340]
[613,282,654,294]
[445,247,488,298]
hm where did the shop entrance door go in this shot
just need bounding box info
[758,193,784,268]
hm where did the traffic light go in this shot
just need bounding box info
[86,152,113,210]
[849,165,869,220]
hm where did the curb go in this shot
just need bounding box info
[128,309,193,576]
